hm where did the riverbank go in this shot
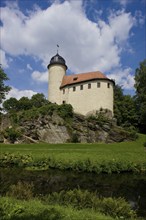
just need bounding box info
[1,135,146,219]
[1,168,146,217]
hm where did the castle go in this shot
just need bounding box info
[47,53,114,116]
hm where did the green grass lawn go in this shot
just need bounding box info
[1,134,146,173]
[1,134,146,161]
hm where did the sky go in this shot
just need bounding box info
[0,0,146,100]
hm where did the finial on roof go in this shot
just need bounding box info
[57,44,59,54]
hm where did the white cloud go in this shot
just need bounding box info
[6,86,37,100]
[107,67,135,90]
[134,10,145,26]
[27,64,33,70]
[31,71,48,83]
[108,10,134,43]
[0,1,137,87]
[114,0,132,7]
[0,49,9,68]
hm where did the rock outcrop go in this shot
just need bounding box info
[0,111,136,144]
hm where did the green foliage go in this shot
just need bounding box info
[3,93,49,113]
[134,59,146,133]
[39,103,58,115]
[0,197,115,220]
[7,181,34,200]
[4,127,21,143]
[30,93,49,108]
[71,132,79,143]
[3,98,19,112]
[0,66,11,105]
[0,135,146,173]
[18,97,32,110]
[0,152,145,174]
[46,189,137,219]
[0,198,63,220]
[18,108,40,121]
[114,85,138,128]
[87,109,110,126]
[57,104,73,119]
[0,153,33,168]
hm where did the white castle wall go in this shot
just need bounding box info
[61,80,114,115]
[48,64,66,104]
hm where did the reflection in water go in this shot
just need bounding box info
[0,168,146,217]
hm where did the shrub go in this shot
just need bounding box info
[4,127,21,143]
[7,181,34,200]
[57,104,73,119]
[39,104,58,116]
[0,153,33,168]
[46,189,137,219]
[71,132,79,143]
[87,109,110,126]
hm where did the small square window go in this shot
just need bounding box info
[80,85,83,90]
[88,83,91,89]
[107,83,110,88]
[73,86,76,91]
[97,82,100,88]
[62,100,66,104]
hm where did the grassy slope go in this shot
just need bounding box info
[0,197,114,220]
[1,134,146,164]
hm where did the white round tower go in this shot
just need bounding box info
[47,53,67,104]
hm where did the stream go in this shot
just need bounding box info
[0,168,146,218]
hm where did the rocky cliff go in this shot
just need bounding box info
[0,110,137,144]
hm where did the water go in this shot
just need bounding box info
[0,168,146,217]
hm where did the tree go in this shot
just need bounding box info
[0,66,11,105]
[18,97,32,110]
[114,85,124,125]
[3,97,19,112]
[134,59,146,133]
[30,93,48,108]
[114,85,138,128]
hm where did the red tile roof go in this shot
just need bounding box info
[60,71,110,88]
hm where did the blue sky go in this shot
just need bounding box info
[0,0,145,100]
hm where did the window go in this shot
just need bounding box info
[107,83,110,88]
[62,100,66,104]
[88,83,91,89]
[63,89,65,94]
[80,85,83,90]
[73,77,78,81]
[73,86,76,91]
[97,82,100,88]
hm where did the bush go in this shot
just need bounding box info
[57,104,73,119]
[7,181,34,200]
[0,153,33,168]
[87,109,110,126]
[71,132,79,143]
[46,189,137,219]
[4,127,21,143]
